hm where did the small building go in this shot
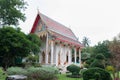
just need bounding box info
[30,12,83,67]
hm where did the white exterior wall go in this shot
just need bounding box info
[50,41,54,64]
[55,44,60,66]
[39,38,82,67]
[68,47,72,65]
[79,49,81,67]
[60,45,64,66]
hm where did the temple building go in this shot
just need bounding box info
[30,12,83,67]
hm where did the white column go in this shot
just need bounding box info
[68,49,71,64]
[55,46,58,66]
[60,44,63,66]
[74,48,77,64]
[79,48,81,65]
[45,32,48,64]
[51,41,54,64]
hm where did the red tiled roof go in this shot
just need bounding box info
[39,13,78,41]
[53,32,81,47]
[30,12,83,47]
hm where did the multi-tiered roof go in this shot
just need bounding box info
[30,12,83,48]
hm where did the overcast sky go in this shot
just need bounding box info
[19,0,120,46]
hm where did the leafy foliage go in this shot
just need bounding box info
[0,67,6,79]
[0,27,30,68]
[109,33,120,80]
[81,52,91,60]
[93,40,111,58]
[27,54,39,63]
[0,27,41,69]
[83,68,112,80]
[105,65,115,73]
[27,66,58,80]
[6,66,58,80]
[90,59,105,69]
[85,58,94,65]
[95,54,105,60]
[90,54,105,69]
[80,68,87,76]
[81,41,111,69]
[109,34,120,70]
[81,46,95,54]
[0,0,27,26]
[7,67,27,75]
[27,33,41,54]
[67,64,80,75]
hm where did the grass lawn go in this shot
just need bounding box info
[57,74,83,80]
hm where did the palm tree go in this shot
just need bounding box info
[82,37,90,47]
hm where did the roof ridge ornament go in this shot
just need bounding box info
[37,7,40,14]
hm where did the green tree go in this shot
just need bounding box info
[0,27,41,69]
[81,52,91,61]
[109,33,120,80]
[26,34,41,64]
[0,0,27,26]
[90,54,106,69]
[81,46,95,68]
[93,40,111,59]
[27,33,41,54]
[83,68,112,80]
[81,46,95,53]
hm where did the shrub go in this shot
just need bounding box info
[27,66,58,80]
[23,62,41,68]
[86,58,94,65]
[67,64,80,75]
[0,67,6,79]
[83,63,89,68]
[95,54,105,60]
[80,68,87,76]
[6,66,58,80]
[33,63,42,67]
[90,59,105,69]
[26,67,41,80]
[83,67,112,80]
[27,54,39,63]
[41,65,59,74]
[90,54,106,69]
[6,67,27,75]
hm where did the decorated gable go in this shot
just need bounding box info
[35,20,46,32]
